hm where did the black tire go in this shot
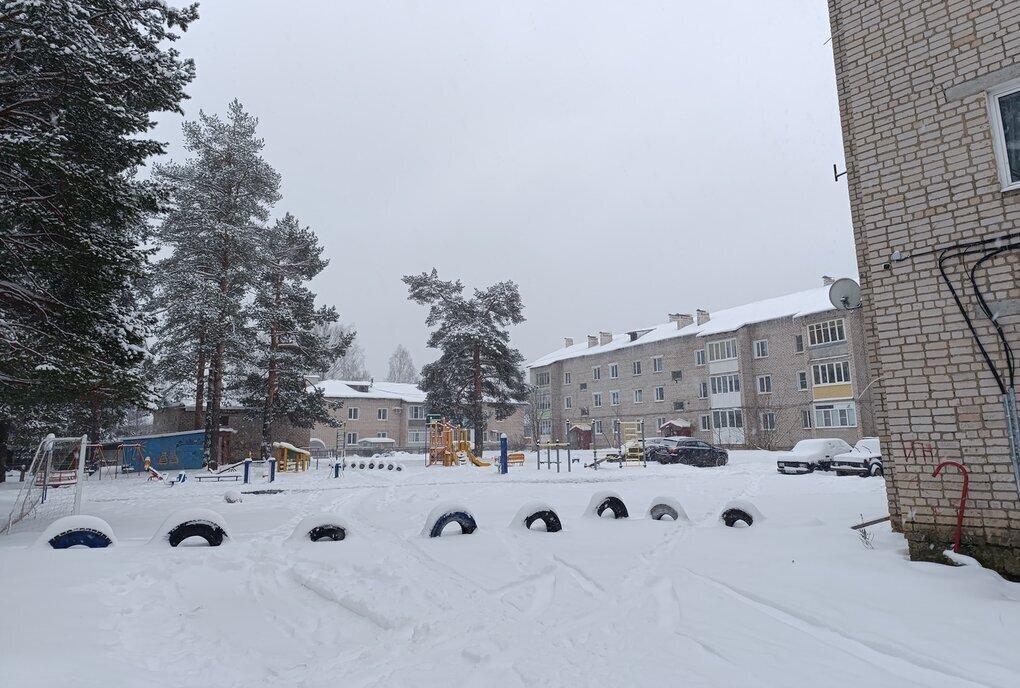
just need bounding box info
[368,462,375,469]
[167,520,226,547]
[595,496,629,519]
[805,464,815,474]
[428,511,477,538]
[523,509,562,533]
[308,524,346,542]
[48,528,114,549]
[721,508,754,528]
[396,466,403,471]
[869,462,883,478]
[649,503,679,521]
[835,471,847,477]
[387,464,394,470]
[359,463,366,469]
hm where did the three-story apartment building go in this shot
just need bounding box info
[527,281,874,450]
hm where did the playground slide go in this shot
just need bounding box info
[464,449,491,467]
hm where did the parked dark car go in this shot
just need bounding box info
[649,439,728,467]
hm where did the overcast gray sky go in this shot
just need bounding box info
[152,0,856,376]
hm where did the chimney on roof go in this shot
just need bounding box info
[564,337,574,348]
[669,313,694,329]
[822,275,835,286]
[696,309,710,325]
[599,331,613,346]
[587,335,598,348]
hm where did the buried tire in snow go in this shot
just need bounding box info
[510,502,563,532]
[308,524,346,542]
[422,504,478,538]
[719,499,765,528]
[584,491,629,519]
[167,520,227,547]
[34,515,118,549]
[48,528,114,549]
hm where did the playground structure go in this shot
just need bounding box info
[536,442,572,473]
[272,442,310,472]
[88,443,144,479]
[426,420,491,467]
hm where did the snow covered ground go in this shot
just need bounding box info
[2,450,1018,688]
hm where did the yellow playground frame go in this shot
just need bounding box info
[426,420,491,467]
[272,442,310,472]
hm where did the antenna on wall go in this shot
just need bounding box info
[828,278,862,311]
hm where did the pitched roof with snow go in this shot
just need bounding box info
[527,283,841,369]
[314,380,427,404]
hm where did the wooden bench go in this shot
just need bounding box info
[194,474,241,482]
[507,453,526,466]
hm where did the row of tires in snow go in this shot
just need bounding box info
[344,461,403,471]
[33,494,764,549]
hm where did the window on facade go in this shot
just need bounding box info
[812,360,852,385]
[814,402,857,428]
[652,356,663,373]
[673,400,685,411]
[594,420,603,434]
[593,392,603,408]
[695,349,706,366]
[564,372,571,384]
[707,339,737,362]
[710,374,740,394]
[794,334,804,352]
[408,430,426,444]
[348,407,359,420]
[988,80,1020,190]
[632,361,642,375]
[377,432,388,438]
[655,417,666,430]
[612,419,621,435]
[610,391,620,406]
[700,414,711,431]
[593,366,601,381]
[760,412,776,431]
[801,410,812,429]
[539,419,552,436]
[698,382,708,399]
[757,375,772,394]
[712,409,743,428]
[633,389,643,403]
[346,432,358,444]
[564,396,573,410]
[536,372,550,386]
[409,405,424,420]
[538,394,551,410]
[808,319,846,346]
[610,363,619,379]
[654,386,665,401]
[753,339,769,358]
[377,408,388,421]
[798,371,809,390]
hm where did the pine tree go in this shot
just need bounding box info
[0,1,197,474]
[403,269,529,455]
[152,101,281,467]
[386,345,418,384]
[238,214,348,459]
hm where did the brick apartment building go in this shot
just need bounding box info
[310,380,528,453]
[828,0,1020,576]
[527,281,875,451]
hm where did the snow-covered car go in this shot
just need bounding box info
[775,438,854,475]
[831,438,883,477]
[651,439,728,467]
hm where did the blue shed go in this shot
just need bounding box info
[114,429,233,471]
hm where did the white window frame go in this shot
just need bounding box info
[564,371,572,385]
[346,432,358,444]
[797,370,809,391]
[760,411,776,431]
[812,360,852,386]
[564,395,573,410]
[610,390,620,406]
[698,381,708,399]
[536,371,550,386]
[753,339,769,358]
[593,419,603,434]
[348,407,359,421]
[609,363,619,379]
[655,417,666,430]
[801,409,812,429]
[409,405,424,420]
[712,409,743,429]
[539,419,552,436]
[654,386,665,401]
[695,349,706,366]
[376,431,388,439]
[710,374,740,395]
[633,389,643,404]
[707,339,737,362]
[987,78,1020,192]
[592,366,601,381]
[700,414,711,431]
[756,375,772,394]
[632,361,642,376]
[814,402,857,428]
[377,408,388,421]
[652,356,663,373]
[794,334,804,353]
[408,429,426,444]
[808,319,846,347]
[593,392,603,408]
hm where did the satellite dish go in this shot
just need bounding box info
[829,278,862,311]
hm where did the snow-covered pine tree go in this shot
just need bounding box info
[386,345,419,384]
[0,1,197,475]
[238,214,349,459]
[152,101,281,467]
[402,270,530,455]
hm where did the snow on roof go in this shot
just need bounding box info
[660,418,692,428]
[315,380,427,404]
[527,283,841,369]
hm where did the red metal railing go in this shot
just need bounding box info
[931,461,969,554]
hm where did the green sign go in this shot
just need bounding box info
[425,414,442,425]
